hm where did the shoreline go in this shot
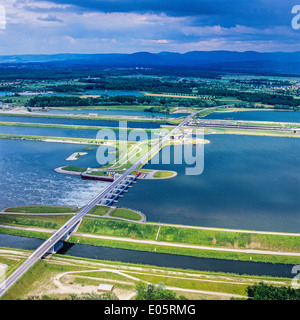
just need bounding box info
[0,111,167,123]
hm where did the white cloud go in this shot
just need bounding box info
[0,5,6,29]
[0,0,299,54]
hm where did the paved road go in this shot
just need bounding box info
[0,109,201,298]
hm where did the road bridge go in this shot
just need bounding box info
[0,107,217,297]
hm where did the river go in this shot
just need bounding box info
[0,135,299,232]
[0,234,295,278]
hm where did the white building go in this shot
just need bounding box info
[97,283,114,293]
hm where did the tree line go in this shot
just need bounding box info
[247,282,300,300]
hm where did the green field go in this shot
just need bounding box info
[0,247,294,300]
[153,170,175,178]
[0,121,154,133]
[4,205,78,214]
[79,217,157,239]
[0,214,71,230]
[0,209,300,265]
[0,112,167,123]
[110,208,142,221]
[88,205,110,216]
[61,166,87,173]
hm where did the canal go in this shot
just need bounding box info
[0,234,295,278]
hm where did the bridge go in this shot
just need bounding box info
[0,108,206,297]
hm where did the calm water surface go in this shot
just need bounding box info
[0,234,294,278]
[204,110,300,123]
[118,135,300,232]
[0,130,299,232]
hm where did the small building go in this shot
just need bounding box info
[97,284,114,293]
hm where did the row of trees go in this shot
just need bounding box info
[25,95,215,109]
[196,86,299,107]
[80,78,194,94]
[247,283,300,300]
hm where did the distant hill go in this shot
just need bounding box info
[0,51,300,74]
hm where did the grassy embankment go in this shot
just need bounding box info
[60,166,88,173]
[153,171,175,178]
[0,210,300,265]
[110,208,142,221]
[86,205,142,221]
[203,127,300,138]
[0,112,168,123]
[50,105,177,113]
[0,121,154,133]
[0,134,138,148]
[0,247,295,300]
[3,205,142,221]
[4,206,79,214]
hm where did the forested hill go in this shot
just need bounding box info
[0,51,300,75]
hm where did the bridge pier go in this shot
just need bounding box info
[46,220,82,254]
[47,240,64,254]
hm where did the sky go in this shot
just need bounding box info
[0,0,299,54]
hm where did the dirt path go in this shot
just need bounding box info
[43,268,247,300]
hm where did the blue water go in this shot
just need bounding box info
[0,139,109,209]
[0,125,152,141]
[35,109,188,118]
[0,115,162,129]
[0,133,299,232]
[0,234,295,278]
[204,110,300,123]
[0,92,8,97]
[118,135,300,233]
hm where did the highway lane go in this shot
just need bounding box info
[0,107,224,297]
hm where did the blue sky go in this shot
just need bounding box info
[0,0,299,54]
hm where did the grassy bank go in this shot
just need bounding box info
[4,205,79,214]
[0,210,299,265]
[61,166,87,173]
[0,247,294,300]
[0,121,154,133]
[0,133,137,146]
[69,234,300,265]
[110,208,143,221]
[1,247,295,300]
[204,128,300,138]
[1,211,300,253]
[0,112,168,123]
[88,205,110,216]
[153,170,176,178]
